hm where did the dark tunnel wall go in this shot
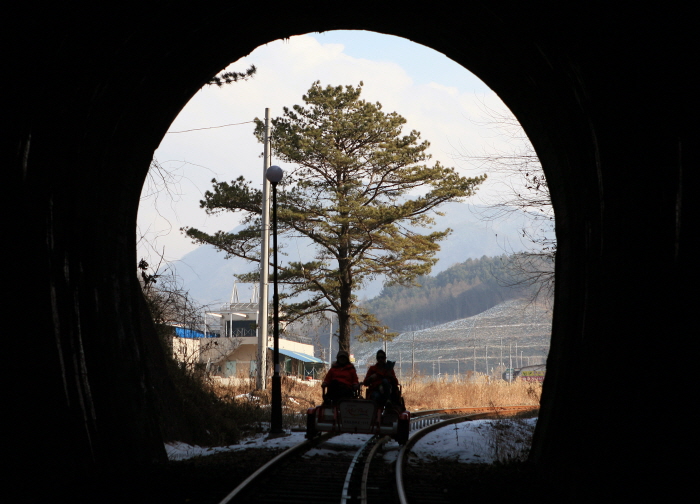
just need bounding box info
[4,1,695,498]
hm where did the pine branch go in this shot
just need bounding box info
[207,65,257,87]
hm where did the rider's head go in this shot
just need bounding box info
[336,350,349,364]
[376,350,386,362]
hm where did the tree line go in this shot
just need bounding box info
[361,254,541,332]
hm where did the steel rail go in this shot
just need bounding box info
[413,405,536,417]
[406,404,536,433]
[341,435,380,504]
[217,432,334,504]
[395,412,497,504]
[360,436,390,504]
[219,405,536,503]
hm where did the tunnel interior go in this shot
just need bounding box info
[7,2,693,499]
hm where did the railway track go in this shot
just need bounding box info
[219,405,536,503]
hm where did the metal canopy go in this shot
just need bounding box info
[268,347,325,364]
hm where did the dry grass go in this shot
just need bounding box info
[206,374,541,431]
[401,375,542,411]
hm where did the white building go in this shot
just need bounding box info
[172,283,325,384]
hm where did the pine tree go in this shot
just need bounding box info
[183,81,485,352]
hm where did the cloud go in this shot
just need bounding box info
[139,33,523,265]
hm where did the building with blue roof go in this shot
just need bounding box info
[171,283,326,383]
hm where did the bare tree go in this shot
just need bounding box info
[137,64,257,265]
[136,65,260,373]
[138,257,235,377]
[456,103,555,301]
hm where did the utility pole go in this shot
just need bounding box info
[327,312,333,364]
[485,345,488,377]
[509,344,513,384]
[256,108,271,391]
[411,332,415,376]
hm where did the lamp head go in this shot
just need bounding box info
[266,165,284,184]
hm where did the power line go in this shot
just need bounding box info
[167,120,255,134]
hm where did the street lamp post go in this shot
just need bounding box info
[267,165,284,435]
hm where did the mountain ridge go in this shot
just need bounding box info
[172,202,543,306]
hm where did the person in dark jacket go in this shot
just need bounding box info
[322,350,359,404]
[363,349,399,405]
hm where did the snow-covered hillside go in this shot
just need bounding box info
[352,298,551,377]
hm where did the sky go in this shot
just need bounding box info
[165,417,537,465]
[137,30,529,268]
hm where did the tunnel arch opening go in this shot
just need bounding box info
[104,16,590,475]
[138,30,555,389]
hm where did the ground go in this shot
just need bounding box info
[47,415,541,503]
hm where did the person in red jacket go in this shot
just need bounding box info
[322,350,359,404]
[363,349,399,405]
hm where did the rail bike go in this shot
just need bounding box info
[305,384,411,444]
